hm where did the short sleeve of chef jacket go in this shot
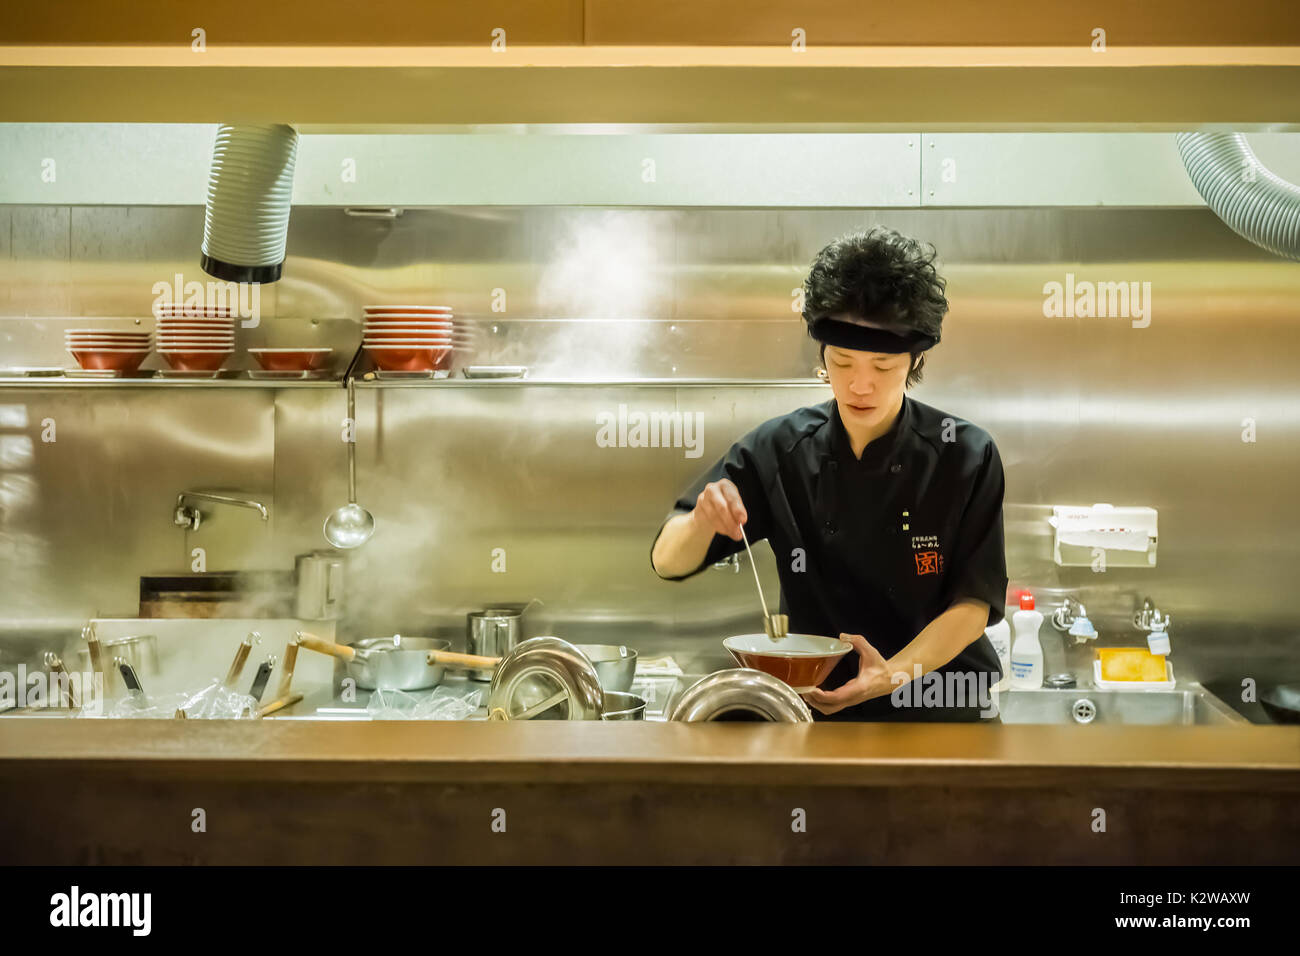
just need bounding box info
[649,423,774,580]
[939,437,1009,629]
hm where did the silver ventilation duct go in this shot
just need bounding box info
[200,123,300,283]
[1176,132,1300,261]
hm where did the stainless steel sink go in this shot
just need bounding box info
[997,684,1247,725]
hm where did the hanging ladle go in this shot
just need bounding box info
[324,347,375,549]
[739,525,788,640]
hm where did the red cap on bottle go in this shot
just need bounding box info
[1019,592,1035,610]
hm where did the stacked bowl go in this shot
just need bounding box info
[450,317,481,360]
[363,305,454,372]
[155,305,236,371]
[65,328,152,372]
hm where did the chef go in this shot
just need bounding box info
[650,227,1008,721]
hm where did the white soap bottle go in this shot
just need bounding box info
[985,618,1012,692]
[1009,592,1044,690]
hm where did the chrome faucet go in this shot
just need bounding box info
[1133,597,1172,654]
[1051,595,1086,633]
[1050,595,1097,643]
[174,491,269,531]
[1132,597,1171,634]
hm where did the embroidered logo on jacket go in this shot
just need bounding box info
[902,511,943,576]
[910,533,944,576]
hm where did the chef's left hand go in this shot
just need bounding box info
[801,633,892,716]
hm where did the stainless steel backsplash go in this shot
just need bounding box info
[1,205,1298,682]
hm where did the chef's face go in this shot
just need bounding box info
[823,344,911,428]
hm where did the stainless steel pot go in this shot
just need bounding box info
[466,606,531,681]
[77,633,158,695]
[298,632,450,691]
[601,691,646,720]
[667,668,813,722]
[575,644,637,693]
[487,636,604,721]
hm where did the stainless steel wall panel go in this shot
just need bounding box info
[0,388,274,626]
[1,202,1298,690]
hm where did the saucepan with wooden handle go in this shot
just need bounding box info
[297,631,451,691]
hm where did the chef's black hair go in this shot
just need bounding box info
[802,226,949,387]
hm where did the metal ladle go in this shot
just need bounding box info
[324,351,375,549]
[739,525,788,640]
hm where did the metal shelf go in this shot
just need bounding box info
[0,374,340,389]
[0,374,825,389]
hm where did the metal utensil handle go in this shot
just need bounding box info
[248,659,275,702]
[738,525,773,630]
[116,658,143,694]
[346,376,358,505]
[340,343,365,506]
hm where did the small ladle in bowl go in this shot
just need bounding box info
[739,525,787,640]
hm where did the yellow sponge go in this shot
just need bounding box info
[1098,647,1168,682]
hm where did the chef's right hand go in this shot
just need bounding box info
[691,478,748,541]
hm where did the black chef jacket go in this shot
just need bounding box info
[651,394,1009,722]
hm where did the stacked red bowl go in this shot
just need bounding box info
[65,328,152,372]
[155,305,236,371]
[363,305,453,371]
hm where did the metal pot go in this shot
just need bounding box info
[487,636,604,721]
[601,691,646,720]
[298,632,450,691]
[466,607,531,681]
[575,644,638,693]
[77,633,158,695]
[667,668,813,722]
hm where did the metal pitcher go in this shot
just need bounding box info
[295,550,345,621]
[465,604,535,682]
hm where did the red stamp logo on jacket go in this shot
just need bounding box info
[910,533,944,576]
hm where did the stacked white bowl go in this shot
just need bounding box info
[155,305,236,371]
[64,328,152,371]
[362,305,455,372]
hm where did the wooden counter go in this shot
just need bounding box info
[3,721,1298,864]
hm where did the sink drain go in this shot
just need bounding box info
[1071,698,1098,724]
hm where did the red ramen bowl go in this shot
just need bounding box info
[722,633,853,693]
[68,348,150,372]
